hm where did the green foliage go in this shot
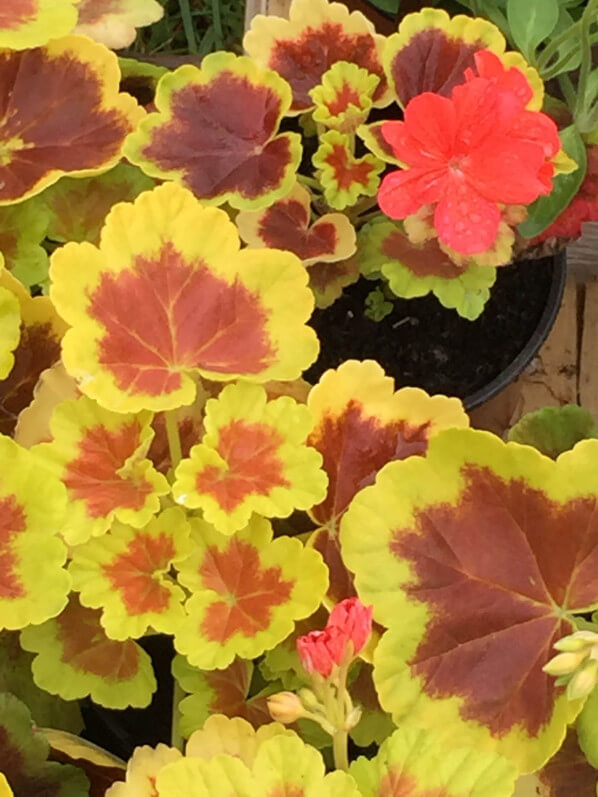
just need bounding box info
[364,287,393,321]
[506,0,559,61]
[508,404,598,458]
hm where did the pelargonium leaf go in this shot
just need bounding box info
[307,360,468,601]
[313,130,384,211]
[0,774,11,795]
[508,405,598,459]
[0,285,20,380]
[13,361,79,449]
[0,1,77,49]
[348,663,394,748]
[0,693,89,797]
[576,685,598,769]
[308,254,361,309]
[172,655,272,739]
[32,395,169,546]
[69,508,193,639]
[50,183,319,413]
[349,725,517,796]
[243,0,390,114]
[357,220,497,320]
[118,56,168,111]
[173,382,327,535]
[73,0,164,50]
[0,36,143,204]
[105,744,181,797]
[260,607,328,690]
[308,359,468,531]
[125,53,301,210]
[20,596,157,709]
[0,435,70,630]
[41,164,155,246]
[0,631,83,733]
[310,61,380,134]
[42,729,126,796]
[236,182,356,267]
[184,715,293,767]
[174,515,328,669]
[156,733,360,797]
[0,200,49,288]
[0,269,66,437]
[384,8,542,110]
[532,728,598,796]
[341,429,598,771]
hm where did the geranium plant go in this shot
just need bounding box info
[2,1,598,796]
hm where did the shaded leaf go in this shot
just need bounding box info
[0,200,49,288]
[536,728,598,796]
[73,0,164,49]
[308,253,361,309]
[20,596,157,709]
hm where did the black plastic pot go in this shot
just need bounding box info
[464,250,567,409]
[306,251,568,410]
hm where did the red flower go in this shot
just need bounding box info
[378,50,560,256]
[296,598,373,677]
[328,597,373,656]
[297,626,347,677]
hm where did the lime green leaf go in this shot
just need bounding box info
[105,743,181,796]
[184,714,293,766]
[0,285,20,380]
[508,405,598,458]
[350,725,517,796]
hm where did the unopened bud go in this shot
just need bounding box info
[566,660,598,701]
[344,705,362,732]
[554,631,598,653]
[267,692,306,724]
[543,651,588,677]
[297,688,320,711]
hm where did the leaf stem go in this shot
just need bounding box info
[332,729,349,771]
[536,20,581,74]
[165,409,183,473]
[171,679,185,752]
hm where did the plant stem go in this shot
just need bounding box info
[165,409,183,473]
[178,0,198,54]
[536,20,581,74]
[332,729,349,771]
[297,174,323,192]
[171,679,185,752]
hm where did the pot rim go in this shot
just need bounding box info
[463,249,568,410]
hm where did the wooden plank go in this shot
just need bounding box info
[579,281,598,417]
[567,222,598,282]
[470,277,579,435]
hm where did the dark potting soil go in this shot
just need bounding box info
[305,255,559,400]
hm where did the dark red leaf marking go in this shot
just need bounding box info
[391,464,598,736]
[88,242,274,395]
[142,73,293,201]
[76,0,122,26]
[311,528,357,604]
[56,598,141,680]
[0,49,131,202]
[258,199,338,261]
[327,82,362,116]
[199,539,292,643]
[0,322,61,437]
[195,420,289,512]
[538,729,598,796]
[381,230,463,279]
[0,495,26,599]
[325,143,374,189]
[63,421,152,518]
[389,29,480,106]
[103,533,176,615]
[149,412,203,475]
[204,659,271,727]
[0,726,73,797]
[307,255,360,297]
[309,400,430,526]
[268,23,386,112]
[0,1,36,29]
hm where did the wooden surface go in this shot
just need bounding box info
[246,0,598,435]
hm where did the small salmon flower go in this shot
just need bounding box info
[328,597,373,656]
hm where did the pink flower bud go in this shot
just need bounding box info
[327,598,373,656]
[297,626,347,678]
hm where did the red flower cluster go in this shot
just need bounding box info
[378,50,560,256]
[296,598,373,678]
